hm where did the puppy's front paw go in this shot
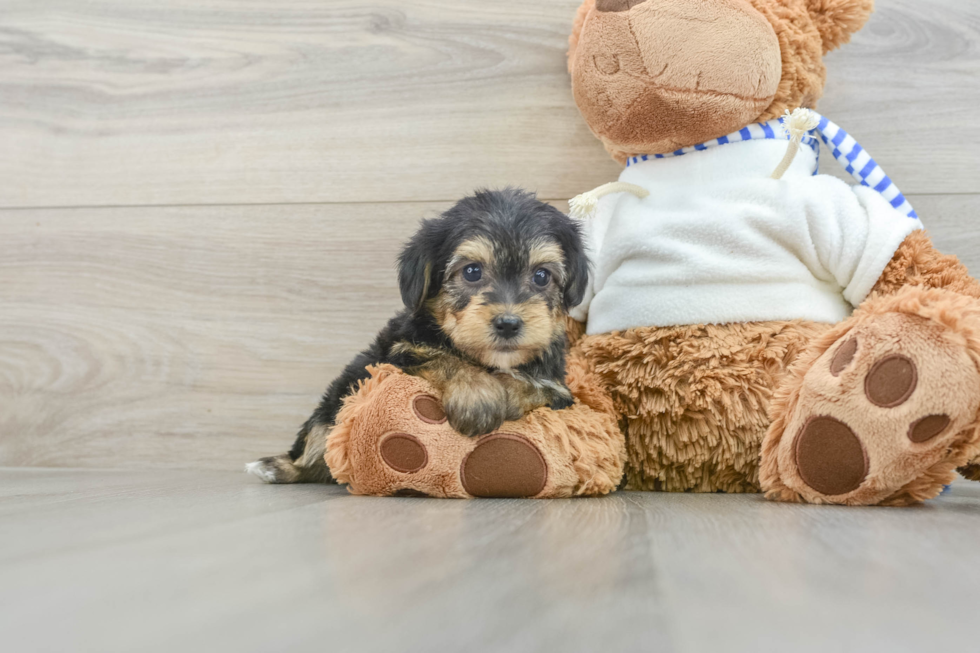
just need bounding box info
[548,386,574,411]
[443,378,509,437]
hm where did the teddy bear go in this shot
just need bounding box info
[320,0,980,506]
[563,0,980,506]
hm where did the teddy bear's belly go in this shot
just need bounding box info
[573,318,832,492]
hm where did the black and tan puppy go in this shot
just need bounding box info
[247,188,590,484]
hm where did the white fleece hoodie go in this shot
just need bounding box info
[569,134,922,335]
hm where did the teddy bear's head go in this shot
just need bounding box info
[568,0,874,163]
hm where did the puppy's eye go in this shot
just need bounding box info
[533,268,551,287]
[462,264,482,283]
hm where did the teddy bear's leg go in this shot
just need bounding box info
[324,364,625,499]
[877,231,980,491]
[761,286,980,506]
[576,320,829,493]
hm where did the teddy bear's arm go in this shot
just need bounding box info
[870,231,980,299]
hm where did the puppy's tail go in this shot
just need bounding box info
[245,454,335,484]
[246,455,302,483]
[246,423,336,484]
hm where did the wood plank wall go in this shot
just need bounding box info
[2,0,979,469]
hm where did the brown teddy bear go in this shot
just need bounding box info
[565,0,980,506]
[323,0,980,505]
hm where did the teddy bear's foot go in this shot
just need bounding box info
[356,391,550,498]
[459,433,549,497]
[763,290,980,505]
[377,416,549,498]
[325,365,624,499]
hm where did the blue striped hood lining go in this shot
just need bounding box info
[625,112,917,220]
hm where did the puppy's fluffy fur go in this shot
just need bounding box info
[248,188,590,484]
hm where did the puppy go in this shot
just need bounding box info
[247,188,590,484]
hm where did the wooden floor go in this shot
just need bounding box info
[3,1,980,651]
[2,468,980,653]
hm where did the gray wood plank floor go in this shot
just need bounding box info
[2,468,979,653]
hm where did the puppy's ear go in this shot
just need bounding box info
[397,219,441,313]
[563,241,591,310]
[557,218,591,310]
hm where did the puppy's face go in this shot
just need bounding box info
[432,236,566,368]
[398,189,589,369]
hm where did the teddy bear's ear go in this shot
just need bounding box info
[806,0,875,53]
[567,0,596,74]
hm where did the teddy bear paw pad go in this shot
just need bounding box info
[777,312,980,505]
[379,433,428,473]
[864,354,917,407]
[829,336,858,376]
[460,434,548,498]
[378,394,441,476]
[908,414,951,443]
[413,394,447,424]
[794,416,868,496]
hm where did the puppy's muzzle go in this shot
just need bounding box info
[492,314,524,340]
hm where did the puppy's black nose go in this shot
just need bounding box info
[492,314,523,340]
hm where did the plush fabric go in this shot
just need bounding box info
[805,0,876,53]
[871,230,980,489]
[749,0,831,123]
[574,319,830,492]
[871,230,980,299]
[761,286,980,506]
[325,365,626,498]
[569,0,783,163]
[569,135,921,333]
[323,0,980,505]
[562,0,980,506]
[568,0,872,163]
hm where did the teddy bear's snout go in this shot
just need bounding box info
[571,0,782,156]
[595,0,650,12]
